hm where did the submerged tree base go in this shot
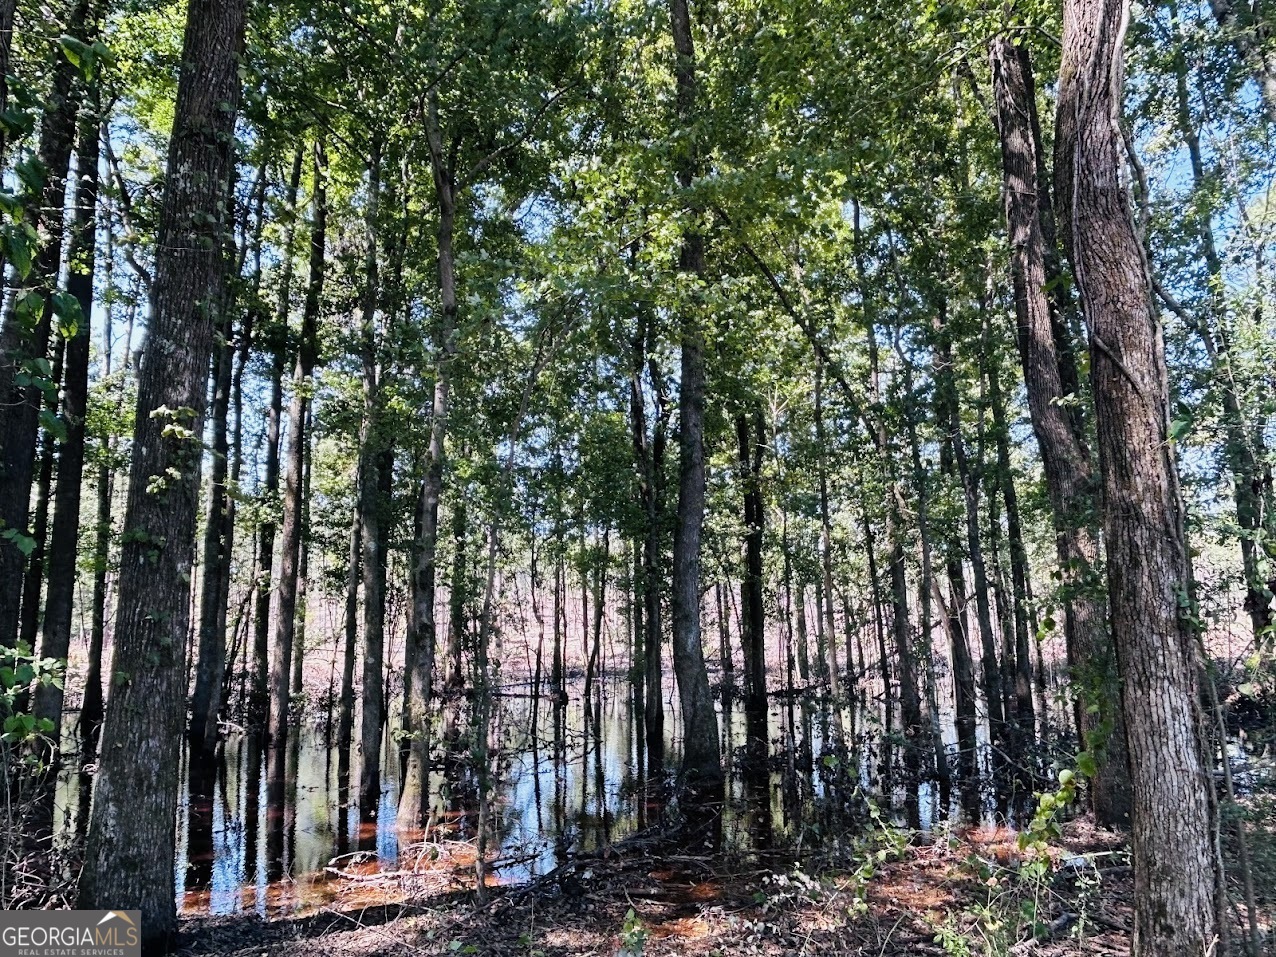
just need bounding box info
[169,816,1252,957]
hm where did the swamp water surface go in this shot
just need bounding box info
[53,676,1005,918]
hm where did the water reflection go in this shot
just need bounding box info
[164,676,1013,918]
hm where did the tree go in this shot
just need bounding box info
[268,139,327,747]
[78,0,248,943]
[1054,0,1220,950]
[666,0,722,797]
[989,32,1133,826]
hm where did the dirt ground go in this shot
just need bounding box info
[176,819,1153,956]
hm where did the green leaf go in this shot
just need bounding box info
[1076,751,1097,779]
[15,156,46,196]
[1,528,36,557]
[52,291,83,339]
[39,407,68,443]
[59,34,88,67]
[4,227,32,279]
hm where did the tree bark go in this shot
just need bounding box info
[400,89,460,824]
[356,143,386,820]
[78,0,247,942]
[987,346,1036,747]
[248,148,302,731]
[32,103,98,775]
[666,0,721,795]
[188,269,235,747]
[990,34,1132,825]
[1054,0,1220,948]
[812,364,846,750]
[18,340,63,651]
[0,0,14,162]
[337,509,360,765]
[0,0,91,647]
[736,407,768,763]
[267,139,327,746]
[933,304,1007,763]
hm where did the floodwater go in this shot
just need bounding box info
[164,674,1010,919]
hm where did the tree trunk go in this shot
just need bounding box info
[628,311,666,774]
[0,0,91,647]
[188,276,235,747]
[812,364,845,749]
[356,143,386,820]
[19,340,62,652]
[78,0,247,942]
[905,408,950,798]
[1054,0,1220,948]
[400,91,460,823]
[292,408,315,699]
[888,515,923,821]
[736,408,768,762]
[667,0,721,795]
[209,178,263,744]
[990,34,1131,825]
[934,304,1006,763]
[249,147,303,731]
[82,239,135,760]
[337,509,360,764]
[987,344,1036,746]
[0,0,14,161]
[32,103,98,767]
[267,139,327,746]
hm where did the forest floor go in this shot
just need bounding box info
[175,818,1162,956]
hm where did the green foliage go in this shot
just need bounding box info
[618,908,647,957]
[0,643,64,753]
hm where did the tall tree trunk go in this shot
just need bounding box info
[78,0,247,942]
[291,408,315,699]
[861,509,892,781]
[933,303,1007,763]
[249,147,303,731]
[267,139,327,745]
[736,408,768,764]
[337,509,360,764]
[19,340,63,651]
[990,35,1131,825]
[356,143,386,820]
[81,248,134,761]
[189,278,235,747]
[1055,0,1220,949]
[208,193,262,743]
[0,0,91,647]
[888,513,923,823]
[812,364,845,749]
[401,91,460,823]
[987,344,1036,745]
[666,0,721,795]
[628,311,666,774]
[31,103,98,782]
[0,0,14,162]
[446,500,468,691]
[905,408,951,797]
